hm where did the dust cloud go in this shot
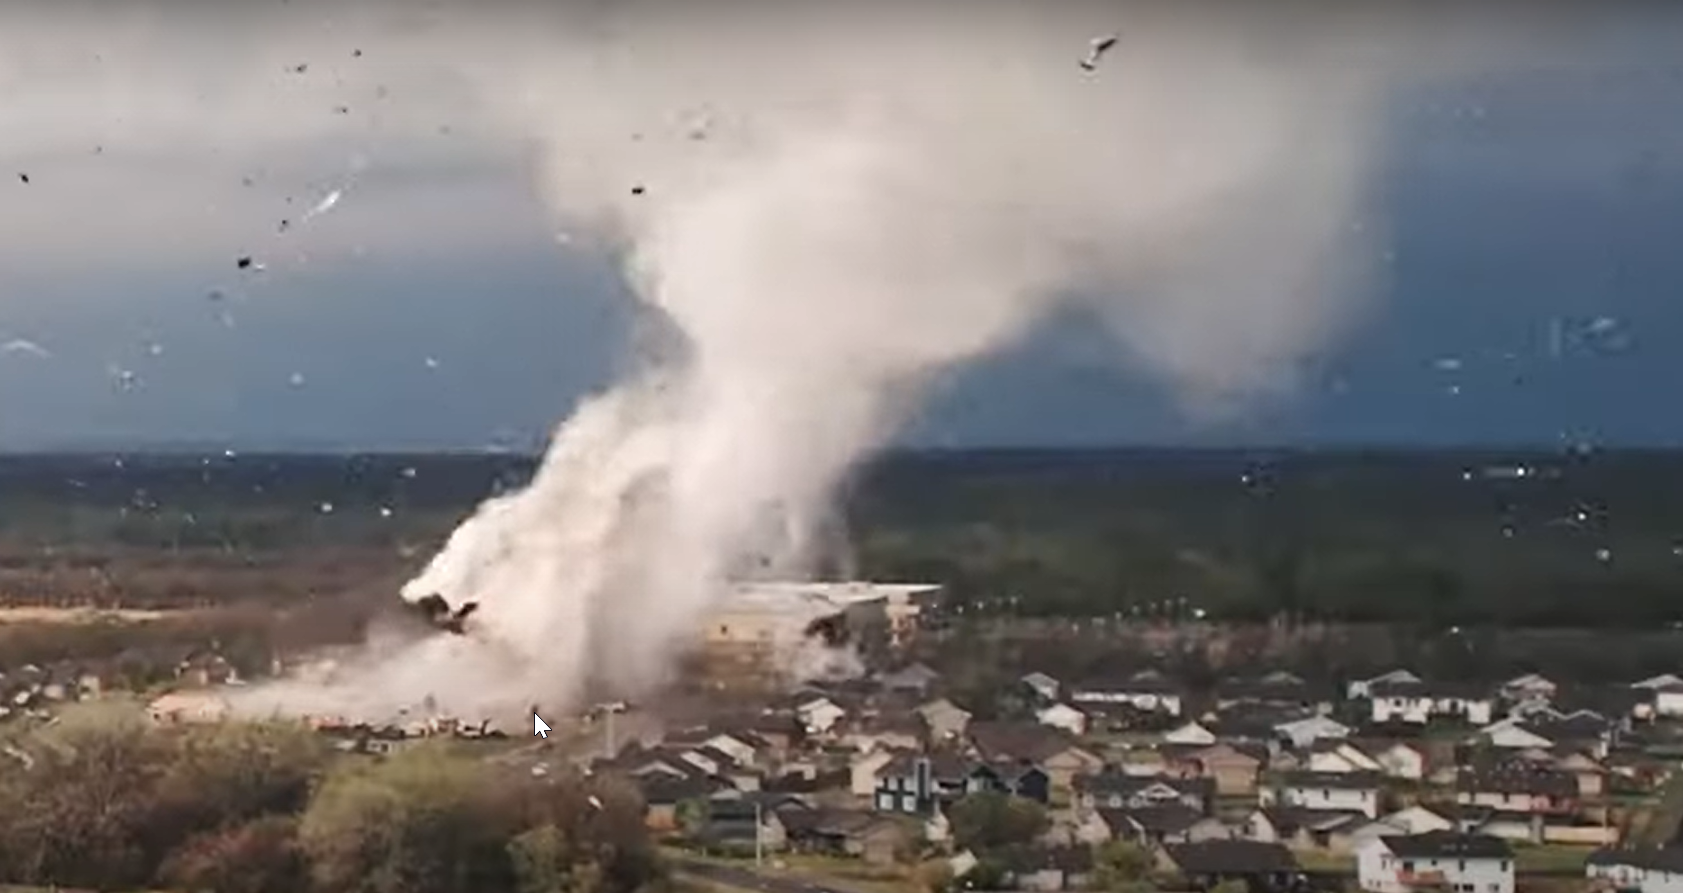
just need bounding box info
[234,0,1587,722]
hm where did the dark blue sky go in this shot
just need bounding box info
[0,8,1679,452]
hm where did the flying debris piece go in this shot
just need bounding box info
[17,173,28,184]
[0,339,50,358]
[1432,356,1463,372]
[235,255,265,271]
[1079,33,1119,72]
[424,357,440,370]
[277,218,291,233]
[289,63,308,74]
[304,189,342,220]
[318,501,335,514]
[630,184,646,196]
[378,506,394,518]
[352,48,363,58]
[145,341,164,357]
[1595,547,1613,563]
[588,795,604,811]
[288,372,306,387]
[410,593,478,634]
[332,105,350,115]
[108,365,139,390]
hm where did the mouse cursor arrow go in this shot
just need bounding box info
[533,713,551,739]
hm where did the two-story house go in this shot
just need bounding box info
[1074,771,1213,813]
[1262,771,1382,819]
[1357,832,1513,893]
[1067,670,1186,717]
[1586,845,1683,893]
[1455,765,1579,816]
[1368,681,1494,726]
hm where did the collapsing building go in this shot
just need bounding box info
[698,582,942,682]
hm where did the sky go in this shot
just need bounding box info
[0,2,1680,452]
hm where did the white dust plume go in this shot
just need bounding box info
[238,0,1586,721]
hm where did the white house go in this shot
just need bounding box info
[1308,742,1382,775]
[1655,684,1683,719]
[1632,674,1683,691]
[1067,670,1184,717]
[1357,832,1513,893]
[1164,720,1217,746]
[1264,771,1381,819]
[1275,715,1352,749]
[1373,742,1428,781]
[1368,681,1493,726]
[1022,672,1061,702]
[797,697,847,735]
[1587,846,1683,893]
[1499,674,1556,702]
[1373,806,1454,836]
[1037,703,1087,736]
[1348,669,1422,700]
[1478,718,1555,750]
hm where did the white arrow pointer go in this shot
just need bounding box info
[533,713,551,739]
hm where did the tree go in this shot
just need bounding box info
[298,747,522,893]
[946,793,1047,854]
[509,824,607,893]
[158,814,306,893]
[1090,840,1152,891]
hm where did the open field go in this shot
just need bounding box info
[0,606,172,624]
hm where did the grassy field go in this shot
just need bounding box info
[0,606,173,624]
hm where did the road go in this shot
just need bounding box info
[674,859,853,893]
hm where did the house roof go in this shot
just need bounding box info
[1075,771,1213,800]
[1279,770,1382,790]
[1456,765,1579,799]
[968,721,1088,765]
[1258,807,1368,835]
[1381,832,1511,860]
[1164,840,1298,875]
[1101,804,1206,835]
[1587,846,1683,872]
[1368,680,1490,700]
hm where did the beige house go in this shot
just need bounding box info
[1181,743,1262,796]
[147,691,231,724]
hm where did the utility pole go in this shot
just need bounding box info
[754,799,764,867]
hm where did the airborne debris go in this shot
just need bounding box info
[631,185,646,196]
[1079,33,1119,72]
[0,339,50,358]
[17,172,27,184]
[288,372,306,387]
[304,189,343,220]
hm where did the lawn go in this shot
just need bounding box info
[1512,844,1594,874]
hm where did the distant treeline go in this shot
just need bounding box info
[2,448,1682,628]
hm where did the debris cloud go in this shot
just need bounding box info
[236,0,1588,719]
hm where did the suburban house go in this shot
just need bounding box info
[916,698,973,741]
[1478,718,1556,750]
[966,722,1103,802]
[1074,772,1212,812]
[1368,680,1493,726]
[1370,741,1429,781]
[780,809,906,866]
[1586,846,1683,893]
[1164,720,1218,746]
[1179,743,1264,796]
[1217,673,1327,712]
[1036,703,1087,736]
[874,752,970,814]
[1066,670,1185,717]
[1246,807,1370,852]
[796,697,848,735]
[1308,741,1383,775]
[1159,840,1302,893]
[1356,832,1513,893]
[1654,684,1683,719]
[1262,771,1381,819]
[1455,765,1579,816]
[1275,715,1353,750]
[1099,805,1229,847]
[1348,669,1423,701]
[147,691,231,724]
[1499,674,1558,703]
[1022,672,1061,703]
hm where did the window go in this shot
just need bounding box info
[1403,861,1415,873]
[1459,861,1466,872]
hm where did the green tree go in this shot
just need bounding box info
[158,814,306,893]
[1090,840,1152,891]
[946,793,1047,854]
[509,824,607,893]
